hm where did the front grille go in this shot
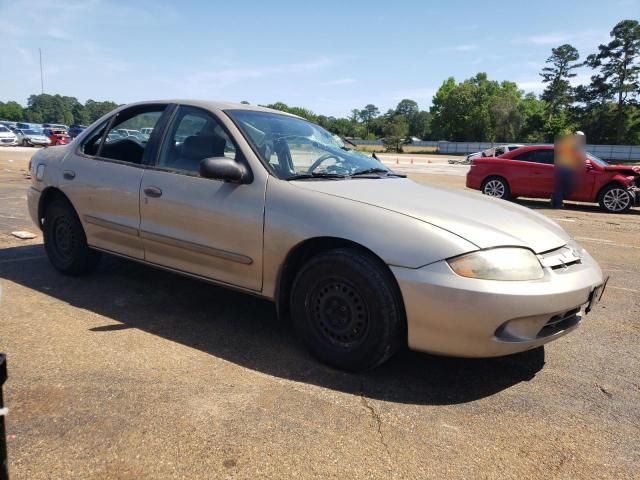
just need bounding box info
[0,138,15,144]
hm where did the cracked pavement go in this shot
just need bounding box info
[0,148,639,479]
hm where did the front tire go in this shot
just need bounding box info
[481,176,511,200]
[290,248,404,371]
[43,199,101,275]
[598,184,632,213]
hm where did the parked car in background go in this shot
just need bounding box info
[68,125,87,138]
[0,125,19,146]
[15,128,51,147]
[467,145,640,213]
[16,122,33,130]
[0,121,17,130]
[140,127,154,135]
[43,128,70,146]
[42,123,69,131]
[27,100,606,371]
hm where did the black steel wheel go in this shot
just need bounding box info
[291,248,404,371]
[43,198,101,275]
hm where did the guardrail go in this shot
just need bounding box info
[349,140,640,161]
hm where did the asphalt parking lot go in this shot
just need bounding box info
[0,147,639,479]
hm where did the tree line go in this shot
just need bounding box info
[1,19,637,147]
[0,95,118,126]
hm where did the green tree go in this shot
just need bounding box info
[395,99,419,117]
[358,104,379,138]
[430,77,456,139]
[518,93,547,142]
[381,116,408,152]
[540,44,580,118]
[584,20,640,143]
[83,100,119,123]
[0,101,25,121]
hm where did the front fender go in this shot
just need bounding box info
[261,178,477,298]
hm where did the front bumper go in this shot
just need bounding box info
[392,248,604,357]
[0,138,18,146]
[27,186,42,228]
[629,186,640,207]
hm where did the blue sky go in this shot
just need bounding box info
[1,0,638,117]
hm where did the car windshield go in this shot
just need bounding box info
[587,153,609,167]
[227,110,392,180]
[0,126,9,133]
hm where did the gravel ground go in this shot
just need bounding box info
[0,147,639,479]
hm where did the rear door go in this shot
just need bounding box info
[139,105,266,291]
[60,104,169,259]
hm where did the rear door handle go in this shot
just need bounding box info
[63,170,76,180]
[143,186,163,198]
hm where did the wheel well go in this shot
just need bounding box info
[275,237,406,328]
[596,181,627,201]
[481,175,508,188]
[37,187,73,229]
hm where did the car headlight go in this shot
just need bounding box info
[447,247,544,281]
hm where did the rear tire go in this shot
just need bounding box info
[43,199,101,275]
[598,184,632,213]
[290,248,404,371]
[481,176,511,200]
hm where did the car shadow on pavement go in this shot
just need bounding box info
[1,244,545,406]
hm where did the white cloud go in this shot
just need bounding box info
[181,58,335,92]
[324,78,356,85]
[453,44,478,52]
[513,30,609,48]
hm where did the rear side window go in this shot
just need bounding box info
[99,107,166,165]
[512,150,553,164]
[80,120,108,156]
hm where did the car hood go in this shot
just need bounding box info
[604,165,640,176]
[26,134,48,140]
[292,178,569,254]
[0,132,15,138]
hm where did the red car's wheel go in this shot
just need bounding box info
[481,176,511,200]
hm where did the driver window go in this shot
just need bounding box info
[158,106,236,174]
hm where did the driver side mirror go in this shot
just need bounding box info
[199,157,249,183]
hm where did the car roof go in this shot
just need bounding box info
[114,99,302,119]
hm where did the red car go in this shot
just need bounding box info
[466,145,640,213]
[44,128,70,146]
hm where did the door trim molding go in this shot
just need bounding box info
[83,215,139,237]
[140,230,253,265]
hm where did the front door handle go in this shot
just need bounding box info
[63,170,76,180]
[144,186,163,198]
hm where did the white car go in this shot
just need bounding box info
[15,128,51,147]
[0,125,19,146]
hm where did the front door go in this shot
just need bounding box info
[139,105,266,291]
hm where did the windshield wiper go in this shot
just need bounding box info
[351,168,406,178]
[286,172,347,180]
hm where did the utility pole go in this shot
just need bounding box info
[39,48,44,94]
